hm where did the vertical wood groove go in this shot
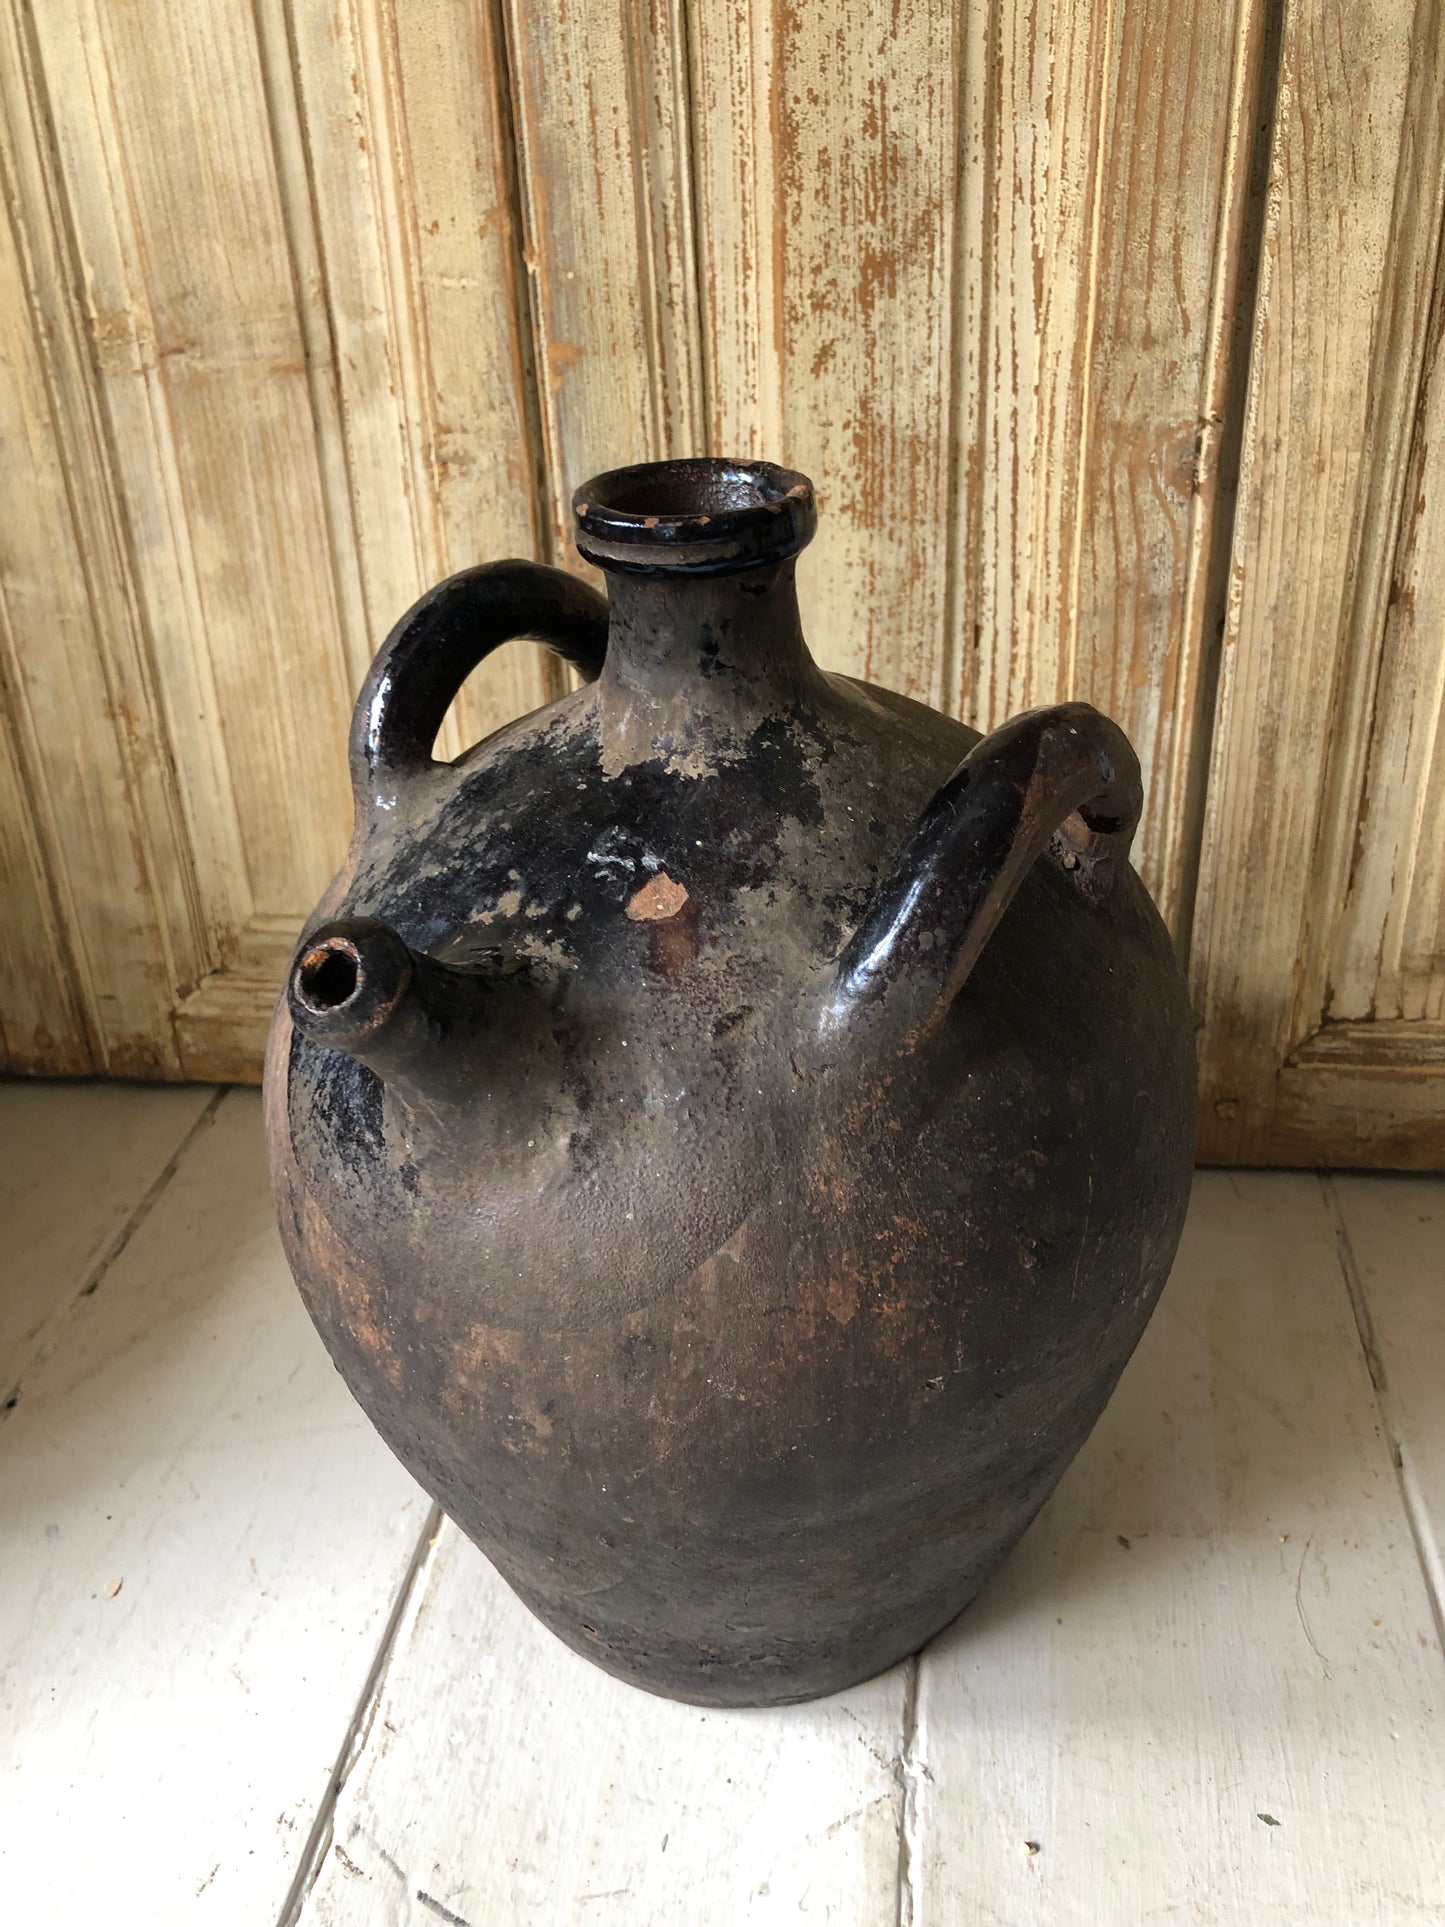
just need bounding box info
[0,100,99,1068]
[621,2,664,455]
[491,0,571,709]
[78,0,251,936]
[362,0,446,593]
[1063,0,1118,705]
[1172,0,1286,972]
[2,0,216,1069]
[945,0,1263,926]
[16,0,206,967]
[36,0,355,940]
[1191,0,1445,1160]
[283,0,547,757]
[1288,0,1445,1031]
[695,2,960,702]
[502,0,703,565]
[2,0,1441,1146]
[496,0,559,554]
[942,0,998,723]
[1325,180,1445,1027]
[0,632,93,1071]
[251,0,373,711]
[490,0,560,577]
[678,0,714,457]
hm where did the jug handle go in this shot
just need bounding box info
[826,702,1142,1052]
[350,560,609,801]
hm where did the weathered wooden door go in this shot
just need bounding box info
[1189,0,1445,1164]
[1,0,1441,1166]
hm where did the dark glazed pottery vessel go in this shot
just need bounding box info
[265,457,1196,1707]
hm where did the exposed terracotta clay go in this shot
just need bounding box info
[624,872,690,921]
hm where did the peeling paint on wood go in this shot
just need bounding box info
[1191,0,1445,1165]
[0,0,1439,1165]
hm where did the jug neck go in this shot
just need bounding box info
[573,458,828,742]
[597,560,819,711]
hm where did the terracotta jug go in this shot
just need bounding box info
[265,458,1196,1706]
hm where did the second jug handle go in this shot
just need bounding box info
[825,702,1143,1055]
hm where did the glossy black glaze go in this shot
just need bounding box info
[265,457,1196,1706]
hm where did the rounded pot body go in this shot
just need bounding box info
[266,459,1196,1706]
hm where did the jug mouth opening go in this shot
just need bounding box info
[573,458,816,576]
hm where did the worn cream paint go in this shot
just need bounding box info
[0,0,1440,1162]
[1190,0,1445,1164]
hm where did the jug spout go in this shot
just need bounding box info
[286,916,505,1106]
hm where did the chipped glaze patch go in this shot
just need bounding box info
[625,872,690,921]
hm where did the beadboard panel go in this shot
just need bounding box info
[0,0,204,1077]
[30,0,356,930]
[0,692,88,1077]
[0,0,558,1082]
[1192,0,1445,1164]
[690,0,960,709]
[693,0,1261,923]
[280,0,555,758]
[1322,198,1445,1032]
[504,0,704,562]
[950,0,1264,928]
[0,0,1441,1167]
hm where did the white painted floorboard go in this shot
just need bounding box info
[297,1522,909,1927]
[0,1078,213,1392]
[1329,1173,1445,1625]
[0,1090,428,1924]
[913,1173,1445,1925]
[2,1085,1443,1925]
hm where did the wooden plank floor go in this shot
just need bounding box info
[1,1085,1441,1923]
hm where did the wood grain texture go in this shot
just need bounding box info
[282,0,554,758]
[505,0,703,559]
[914,1171,1445,1922]
[692,0,958,706]
[1,0,562,1086]
[294,1520,908,1926]
[2,0,1441,1160]
[1270,1023,1445,1171]
[0,1091,430,1923]
[6,1091,1445,1916]
[172,918,298,1083]
[0,0,205,1075]
[30,0,358,936]
[1323,216,1445,1030]
[695,0,1259,922]
[0,689,87,1075]
[1191,0,1445,1162]
[1043,0,1268,928]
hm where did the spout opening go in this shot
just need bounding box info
[573,458,815,576]
[287,919,416,1050]
[296,938,362,1014]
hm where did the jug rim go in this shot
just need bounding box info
[573,457,816,575]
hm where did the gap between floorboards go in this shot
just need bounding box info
[0,1084,226,1417]
[277,1503,446,1927]
[1321,1172,1445,1651]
